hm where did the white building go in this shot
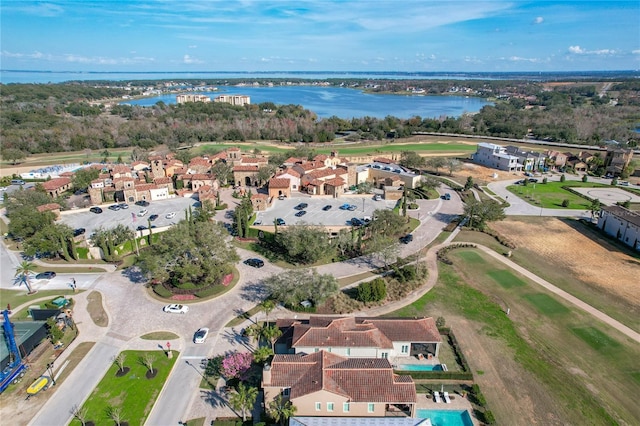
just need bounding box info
[597,205,640,251]
[471,143,522,172]
[214,94,251,106]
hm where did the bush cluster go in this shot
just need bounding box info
[356,278,387,302]
[475,226,517,249]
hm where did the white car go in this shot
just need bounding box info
[163,304,189,314]
[193,327,209,344]
[138,209,148,217]
[165,212,176,219]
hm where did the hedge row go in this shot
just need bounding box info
[442,328,473,374]
[561,185,596,203]
[437,243,477,264]
[470,226,516,249]
[396,370,474,381]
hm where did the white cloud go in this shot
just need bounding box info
[188,45,198,49]
[568,46,616,55]
[633,50,640,55]
[183,54,203,64]
[509,56,539,63]
[534,16,544,24]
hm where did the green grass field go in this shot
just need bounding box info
[506,181,611,209]
[70,350,178,426]
[388,248,640,425]
[486,270,527,288]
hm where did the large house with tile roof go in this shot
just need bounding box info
[41,177,72,198]
[275,317,441,359]
[262,351,417,418]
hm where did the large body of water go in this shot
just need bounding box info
[122,86,491,119]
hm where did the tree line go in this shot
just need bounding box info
[2,80,638,162]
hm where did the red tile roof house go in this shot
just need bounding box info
[275,316,441,359]
[268,177,291,199]
[41,177,72,198]
[262,351,417,418]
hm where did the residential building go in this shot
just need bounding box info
[262,351,417,418]
[604,148,634,176]
[214,94,250,106]
[471,143,522,172]
[176,94,211,104]
[544,151,568,169]
[268,177,292,199]
[275,316,441,359]
[357,162,422,190]
[597,205,640,251]
[41,177,72,198]
[504,146,547,171]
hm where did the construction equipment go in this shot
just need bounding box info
[0,309,28,393]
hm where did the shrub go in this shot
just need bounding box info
[560,174,566,182]
[561,199,570,207]
[394,264,418,283]
[215,203,228,210]
[582,174,588,182]
[542,177,548,184]
[153,285,173,298]
[611,178,618,186]
[436,316,446,328]
[356,278,387,302]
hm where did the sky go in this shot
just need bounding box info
[1,0,639,72]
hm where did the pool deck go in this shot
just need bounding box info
[415,393,479,425]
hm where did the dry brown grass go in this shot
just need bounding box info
[491,218,640,304]
[87,291,108,327]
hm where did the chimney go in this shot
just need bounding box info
[262,364,272,386]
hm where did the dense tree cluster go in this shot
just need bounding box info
[264,269,339,308]
[2,80,638,160]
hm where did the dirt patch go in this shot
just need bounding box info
[87,291,108,327]
[491,218,640,304]
[451,162,517,186]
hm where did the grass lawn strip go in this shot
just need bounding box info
[70,350,178,426]
[390,248,640,424]
[506,181,612,209]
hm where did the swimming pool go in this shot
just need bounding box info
[395,364,443,371]
[416,409,474,426]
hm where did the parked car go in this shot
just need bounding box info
[295,210,307,217]
[528,178,538,183]
[373,194,382,201]
[322,205,332,211]
[339,203,351,210]
[138,209,148,217]
[347,204,358,211]
[244,258,265,268]
[400,234,414,244]
[119,203,129,209]
[442,193,451,200]
[276,218,286,225]
[278,194,286,200]
[89,207,103,214]
[108,204,121,211]
[294,203,308,210]
[149,214,159,221]
[73,228,86,237]
[193,327,210,344]
[135,200,150,207]
[163,304,189,314]
[350,217,363,226]
[36,271,56,280]
[166,212,176,219]
[136,225,147,231]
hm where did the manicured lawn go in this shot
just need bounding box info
[522,293,570,315]
[141,331,179,340]
[486,270,527,288]
[506,181,610,209]
[0,289,78,311]
[387,249,640,425]
[70,350,178,426]
[571,326,621,352]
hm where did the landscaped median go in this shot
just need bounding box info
[69,350,178,426]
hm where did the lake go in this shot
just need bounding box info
[122,86,491,119]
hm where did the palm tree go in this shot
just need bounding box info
[268,395,297,426]
[228,383,258,422]
[15,260,36,293]
[260,299,276,325]
[261,325,282,352]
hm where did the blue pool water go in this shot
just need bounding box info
[416,409,474,426]
[396,364,443,371]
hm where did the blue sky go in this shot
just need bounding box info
[1,1,638,72]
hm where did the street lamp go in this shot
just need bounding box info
[362,198,365,212]
[47,362,56,386]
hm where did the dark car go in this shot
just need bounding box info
[137,225,147,231]
[295,210,307,217]
[73,228,86,237]
[109,204,121,211]
[244,258,265,268]
[528,178,538,183]
[135,200,150,207]
[294,203,308,210]
[276,218,286,225]
[347,204,358,211]
[442,193,451,200]
[36,271,56,280]
[400,234,414,244]
[322,205,332,211]
[89,207,103,214]
[149,214,159,221]
[350,217,363,226]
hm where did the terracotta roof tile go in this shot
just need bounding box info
[324,177,346,186]
[269,178,290,189]
[233,165,259,172]
[37,203,61,212]
[42,177,71,190]
[153,177,172,184]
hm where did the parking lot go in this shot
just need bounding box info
[59,197,199,238]
[254,194,395,227]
